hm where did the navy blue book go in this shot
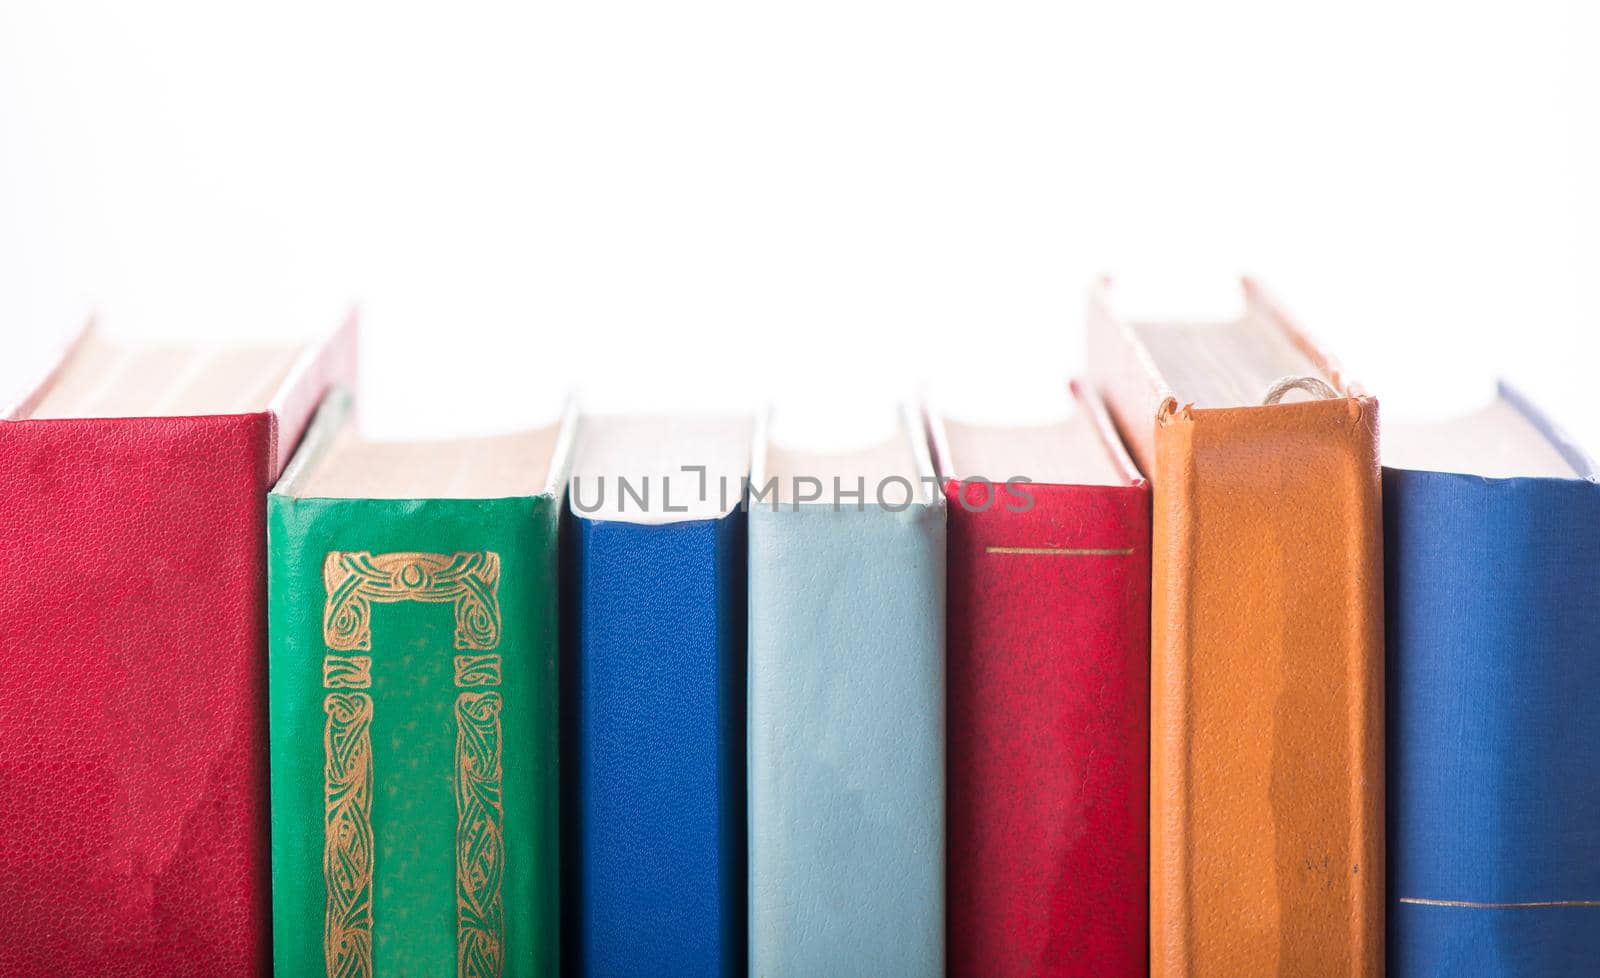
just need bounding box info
[1386,384,1600,976]
[565,417,750,978]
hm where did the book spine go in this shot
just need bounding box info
[944,479,1150,978]
[1151,398,1383,978]
[571,512,747,977]
[268,495,560,978]
[747,502,946,978]
[1386,468,1600,976]
[0,414,277,978]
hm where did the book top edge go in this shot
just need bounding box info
[273,389,577,501]
[567,414,751,524]
[926,383,1142,489]
[1089,277,1361,413]
[1384,383,1597,483]
[4,314,355,423]
[753,404,942,509]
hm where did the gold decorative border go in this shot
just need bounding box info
[323,692,374,978]
[324,655,372,689]
[454,691,505,978]
[323,551,502,652]
[319,550,505,978]
[454,654,502,688]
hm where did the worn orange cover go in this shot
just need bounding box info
[1087,280,1384,978]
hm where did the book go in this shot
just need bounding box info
[926,383,1150,978]
[746,408,946,978]
[267,392,573,978]
[1384,384,1600,976]
[565,416,751,978]
[0,320,354,978]
[1087,279,1384,978]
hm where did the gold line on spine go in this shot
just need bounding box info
[985,546,1134,556]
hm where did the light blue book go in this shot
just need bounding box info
[746,409,946,978]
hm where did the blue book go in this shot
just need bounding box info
[747,409,946,978]
[1386,384,1600,976]
[566,417,751,978]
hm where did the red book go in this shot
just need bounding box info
[928,382,1151,978]
[0,320,354,978]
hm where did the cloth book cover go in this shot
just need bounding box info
[1384,384,1600,977]
[0,320,354,978]
[565,416,751,978]
[267,392,574,978]
[927,383,1151,978]
[1088,279,1384,978]
[746,408,947,978]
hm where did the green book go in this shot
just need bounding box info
[268,392,573,978]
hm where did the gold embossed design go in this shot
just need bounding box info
[324,692,375,978]
[455,691,505,978]
[323,655,373,689]
[323,551,502,651]
[454,654,502,688]
[320,549,507,978]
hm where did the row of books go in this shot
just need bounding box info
[1,279,1593,978]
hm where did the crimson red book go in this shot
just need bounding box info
[928,382,1151,978]
[0,320,354,978]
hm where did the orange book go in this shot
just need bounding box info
[1087,279,1383,978]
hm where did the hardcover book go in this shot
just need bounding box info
[1088,279,1384,978]
[267,392,574,978]
[1384,385,1600,976]
[0,320,354,978]
[747,409,946,978]
[927,383,1150,978]
[566,416,751,978]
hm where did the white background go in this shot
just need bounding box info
[2,2,1595,445]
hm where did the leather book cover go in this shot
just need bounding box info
[0,319,354,978]
[1385,384,1600,977]
[1087,280,1384,978]
[747,410,946,978]
[267,394,573,978]
[928,384,1151,978]
[566,417,749,978]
